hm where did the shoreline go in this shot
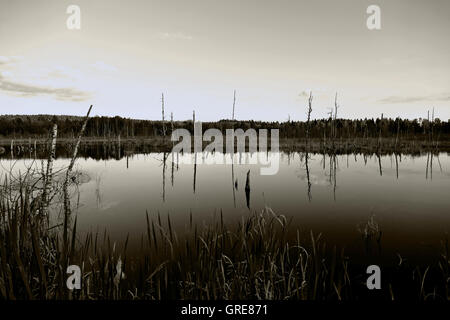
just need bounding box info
[1,137,449,158]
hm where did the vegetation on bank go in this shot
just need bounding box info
[1,114,449,141]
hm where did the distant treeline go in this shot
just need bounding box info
[1,114,449,140]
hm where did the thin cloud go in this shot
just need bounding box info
[378,93,450,104]
[156,32,193,40]
[0,73,92,102]
[0,56,22,66]
[91,61,118,73]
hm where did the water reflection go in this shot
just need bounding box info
[1,150,449,264]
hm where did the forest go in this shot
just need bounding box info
[1,114,449,141]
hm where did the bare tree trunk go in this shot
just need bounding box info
[192,110,196,136]
[232,90,236,120]
[65,105,93,185]
[171,112,174,186]
[170,112,174,136]
[305,92,313,149]
[395,118,400,150]
[161,93,166,136]
[430,107,434,148]
[378,113,383,150]
[334,93,339,149]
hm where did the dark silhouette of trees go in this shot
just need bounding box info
[0,114,449,140]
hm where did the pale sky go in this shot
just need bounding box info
[0,0,449,121]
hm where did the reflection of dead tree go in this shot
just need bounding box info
[426,151,433,180]
[377,153,383,176]
[162,152,167,201]
[95,174,102,208]
[171,154,174,187]
[431,152,433,180]
[436,153,443,173]
[328,155,333,186]
[231,156,236,208]
[193,152,197,194]
[305,154,312,202]
[322,152,326,170]
[193,110,197,194]
[426,108,436,180]
[333,155,337,201]
[324,154,337,201]
[245,169,251,209]
[375,114,383,177]
[395,153,399,179]
[305,92,313,201]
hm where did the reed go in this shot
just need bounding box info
[0,172,448,300]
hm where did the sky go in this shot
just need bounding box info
[0,0,449,121]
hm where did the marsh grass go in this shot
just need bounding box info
[0,170,449,300]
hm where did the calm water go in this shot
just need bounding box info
[2,152,449,265]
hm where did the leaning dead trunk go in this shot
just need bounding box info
[62,105,92,284]
[63,105,92,215]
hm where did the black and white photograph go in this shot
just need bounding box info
[0,0,449,312]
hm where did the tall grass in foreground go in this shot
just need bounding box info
[0,172,449,300]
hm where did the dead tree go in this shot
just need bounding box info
[305,91,313,148]
[334,93,339,143]
[232,90,236,120]
[170,112,174,135]
[162,94,166,136]
[378,113,383,150]
[171,112,174,186]
[395,117,400,150]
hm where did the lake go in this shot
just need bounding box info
[2,151,449,266]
